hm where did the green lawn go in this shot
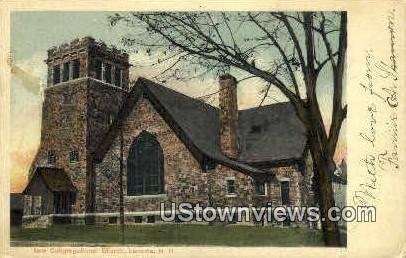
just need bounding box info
[11,224,323,246]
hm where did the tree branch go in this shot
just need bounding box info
[319,13,337,71]
[327,12,347,157]
[248,12,301,98]
[316,51,338,75]
[272,13,307,74]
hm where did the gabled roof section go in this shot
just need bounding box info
[94,83,143,162]
[23,167,76,193]
[94,77,307,176]
[238,103,307,163]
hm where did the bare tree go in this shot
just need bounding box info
[119,130,125,244]
[109,11,347,246]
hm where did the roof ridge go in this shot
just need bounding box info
[238,101,294,112]
[137,77,218,111]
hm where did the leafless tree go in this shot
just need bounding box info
[109,11,347,246]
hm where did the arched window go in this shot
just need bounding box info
[127,131,164,195]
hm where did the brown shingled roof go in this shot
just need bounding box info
[23,167,76,193]
[93,77,307,176]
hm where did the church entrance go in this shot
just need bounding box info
[53,192,74,214]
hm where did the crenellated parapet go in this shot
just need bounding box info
[45,37,130,90]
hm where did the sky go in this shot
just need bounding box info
[9,11,346,193]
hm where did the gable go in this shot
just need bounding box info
[23,167,76,194]
[94,78,306,176]
[22,172,50,195]
[238,103,307,163]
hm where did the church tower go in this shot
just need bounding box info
[29,37,130,215]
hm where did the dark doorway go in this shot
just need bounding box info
[281,181,290,205]
[54,192,74,214]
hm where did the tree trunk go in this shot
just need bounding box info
[308,129,341,246]
[119,130,125,244]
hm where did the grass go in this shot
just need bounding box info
[11,224,323,246]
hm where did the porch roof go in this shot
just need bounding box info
[23,167,77,194]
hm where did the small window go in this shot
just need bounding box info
[281,181,290,205]
[254,179,266,196]
[53,66,61,85]
[108,113,115,125]
[114,67,122,87]
[72,59,80,79]
[108,217,117,224]
[104,63,112,83]
[69,150,79,163]
[134,216,143,223]
[147,215,155,223]
[62,62,69,82]
[250,125,261,133]
[62,94,72,105]
[47,150,56,164]
[226,179,236,195]
[95,60,102,80]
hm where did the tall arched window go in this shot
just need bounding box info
[127,131,164,195]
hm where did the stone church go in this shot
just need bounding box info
[22,37,314,225]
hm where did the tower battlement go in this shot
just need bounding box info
[45,36,130,90]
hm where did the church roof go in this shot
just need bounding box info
[94,77,307,176]
[23,167,77,193]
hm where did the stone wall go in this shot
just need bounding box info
[248,165,306,226]
[95,95,211,213]
[30,79,89,213]
[29,78,125,214]
[95,95,307,220]
[87,80,126,152]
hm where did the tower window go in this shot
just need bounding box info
[226,178,236,195]
[69,150,79,163]
[47,150,56,165]
[62,94,73,105]
[114,67,122,87]
[95,60,102,80]
[62,62,70,82]
[72,59,80,79]
[104,63,112,83]
[53,66,61,85]
[281,181,290,205]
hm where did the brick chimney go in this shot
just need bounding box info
[219,74,239,158]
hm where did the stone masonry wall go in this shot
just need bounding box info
[29,78,125,214]
[30,79,88,213]
[95,95,306,221]
[87,80,126,153]
[95,95,210,213]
